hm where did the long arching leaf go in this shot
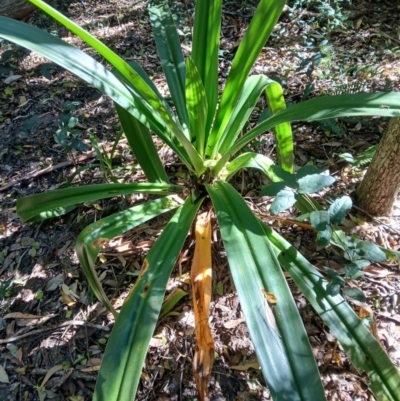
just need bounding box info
[115,103,170,183]
[260,223,400,401]
[212,92,400,176]
[192,0,222,135]
[217,75,275,155]
[149,3,189,131]
[17,183,182,222]
[186,57,208,156]
[207,181,326,401]
[265,81,294,172]
[206,0,286,158]
[75,196,181,316]
[94,197,201,401]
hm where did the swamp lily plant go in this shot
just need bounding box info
[1,0,400,400]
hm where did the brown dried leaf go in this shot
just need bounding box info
[3,312,41,319]
[191,212,214,401]
[60,286,77,308]
[351,299,379,340]
[229,361,260,371]
[223,318,245,329]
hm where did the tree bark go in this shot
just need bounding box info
[356,118,400,215]
[0,0,39,20]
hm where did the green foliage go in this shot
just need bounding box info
[0,48,14,75]
[340,145,378,167]
[328,196,353,224]
[89,132,123,183]
[2,1,400,400]
[264,169,389,303]
[316,117,346,137]
[287,0,352,30]
[260,165,335,213]
[54,101,90,152]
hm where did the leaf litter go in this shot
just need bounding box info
[0,0,400,400]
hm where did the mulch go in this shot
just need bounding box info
[1,0,400,399]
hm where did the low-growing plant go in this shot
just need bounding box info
[261,165,389,298]
[1,1,400,400]
[89,131,124,183]
[340,145,378,167]
[287,0,353,31]
[54,101,89,152]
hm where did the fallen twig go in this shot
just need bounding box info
[0,141,125,192]
[254,212,315,230]
[31,368,97,381]
[0,320,109,344]
[352,204,400,236]
[0,154,94,192]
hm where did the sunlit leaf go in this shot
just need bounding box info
[76,196,181,316]
[270,189,297,214]
[186,57,208,156]
[328,196,352,225]
[266,81,293,172]
[297,174,336,194]
[309,211,330,231]
[94,198,201,400]
[191,212,214,400]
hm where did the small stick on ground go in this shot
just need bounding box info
[0,320,109,344]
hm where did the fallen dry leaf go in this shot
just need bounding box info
[81,365,101,372]
[191,211,214,401]
[350,298,379,340]
[45,274,64,292]
[229,361,260,371]
[37,364,63,401]
[0,365,9,383]
[60,286,77,308]
[223,318,245,329]
[3,312,41,319]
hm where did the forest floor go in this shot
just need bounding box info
[1,0,400,400]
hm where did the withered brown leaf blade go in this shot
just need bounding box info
[191,211,214,401]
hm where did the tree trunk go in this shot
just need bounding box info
[356,118,400,215]
[0,0,38,20]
